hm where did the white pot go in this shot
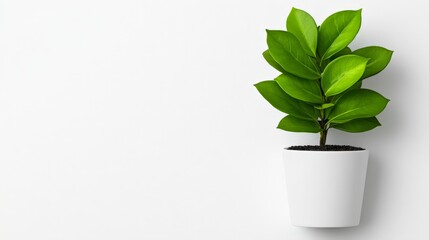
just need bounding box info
[283,148,369,228]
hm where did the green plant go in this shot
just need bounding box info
[255,8,393,147]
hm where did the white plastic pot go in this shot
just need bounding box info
[283,148,369,228]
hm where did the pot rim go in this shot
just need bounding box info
[283,148,368,153]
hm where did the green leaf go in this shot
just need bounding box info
[286,7,318,57]
[353,46,394,79]
[318,9,362,60]
[278,115,321,133]
[331,47,352,60]
[332,117,381,132]
[320,46,352,70]
[328,89,389,123]
[254,81,318,120]
[327,81,361,117]
[275,73,323,104]
[262,50,286,73]
[266,30,320,80]
[315,103,335,110]
[322,55,368,97]
[330,81,362,103]
[350,80,362,90]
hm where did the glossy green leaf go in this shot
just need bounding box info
[315,103,335,110]
[331,47,352,60]
[332,117,381,133]
[275,73,323,104]
[266,30,320,80]
[349,80,363,90]
[286,7,318,57]
[254,81,318,120]
[327,81,361,117]
[318,10,362,60]
[278,115,321,133]
[353,46,394,79]
[322,55,368,97]
[262,50,286,73]
[328,89,389,123]
[330,81,362,103]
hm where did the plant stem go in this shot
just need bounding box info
[319,108,328,147]
[316,61,329,148]
[319,129,328,147]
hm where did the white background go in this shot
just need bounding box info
[0,0,427,239]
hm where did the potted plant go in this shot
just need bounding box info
[255,8,393,228]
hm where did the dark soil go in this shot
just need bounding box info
[287,145,365,151]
